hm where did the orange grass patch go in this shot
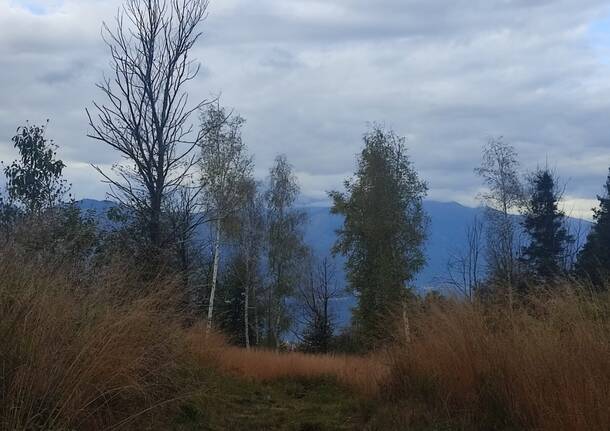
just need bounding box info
[187,328,387,397]
[387,290,610,431]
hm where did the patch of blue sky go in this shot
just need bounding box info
[588,13,610,65]
[9,0,63,15]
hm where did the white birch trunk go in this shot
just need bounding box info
[206,217,221,330]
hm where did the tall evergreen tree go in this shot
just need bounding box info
[330,126,427,346]
[575,168,610,290]
[520,169,573,281]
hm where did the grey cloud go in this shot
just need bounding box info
[0,0,609,213]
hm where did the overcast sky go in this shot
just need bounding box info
[1,0,610,219]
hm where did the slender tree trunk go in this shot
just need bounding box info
[505,212,514,320]
[244,253,251,349]
[402,301,411,344]
[244,281,250,349]
[254,283,260,346]
[207,217,221,330]
[274,308,281,350]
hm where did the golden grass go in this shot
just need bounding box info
[0,253,196,431]
[386,289,610,431]
[2,235,608,431]
[187,327,387,396]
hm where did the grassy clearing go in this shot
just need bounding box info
[187,332,386,397]
[0,251,381,430]
[173,371,362,431]
[1,248,608,430]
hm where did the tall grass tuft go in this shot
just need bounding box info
[386,287,610,431]
[0,249,197,430]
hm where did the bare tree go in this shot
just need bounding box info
[297,256,341,353]
[87,0,210,257]
[199,103,253,329]
[475,137,524,308]
[165,183,206,283]
[446,215,485,301]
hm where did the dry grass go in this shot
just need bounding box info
[0,252,198,431]
[386,288,610,431]
[3,235,607,431]
[187,328,387,397]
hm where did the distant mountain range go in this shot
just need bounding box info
[77,198,591,330]
[77,198,591,289]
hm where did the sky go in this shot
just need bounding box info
[1,0,610,219]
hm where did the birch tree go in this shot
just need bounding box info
[87,0,210,261]
[216,179,265,348]
[264,155,307,348]
[475,138,524,306]
[330,125,427,347]
[235,180,265,348]
[199,103,253,329]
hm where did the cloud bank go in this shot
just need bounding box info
[1,0,610,218]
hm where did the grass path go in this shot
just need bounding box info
[173,371,364,430]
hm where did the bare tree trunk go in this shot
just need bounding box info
[402,301,411,344]
[207,217,221,330]
[244,281,250,349]
[274,311,281,350]
[244,252,251,349]
[254,286,260,346]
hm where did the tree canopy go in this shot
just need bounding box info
[330,125,427,345]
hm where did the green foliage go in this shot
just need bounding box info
[330,125,427,346]
[520,169,573,281]
[301,316,333,354]
[4,121,69,214]
[200,103,253,226]
[265,155,308,347]
[0,121,97,267]
[576,168,610,290]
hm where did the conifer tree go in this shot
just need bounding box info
[520,169,573,281]
[575,168,610,290]
[330,125,427,346]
